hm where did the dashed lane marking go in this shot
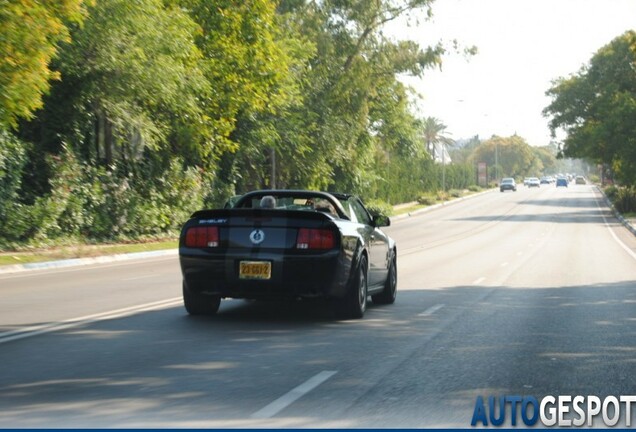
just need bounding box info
[418,304,445,317]
[251,371,338,419]
[0,297,182,344]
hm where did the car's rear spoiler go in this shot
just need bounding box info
[188,208,337,227]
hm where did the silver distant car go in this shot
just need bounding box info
[500,178,517,192]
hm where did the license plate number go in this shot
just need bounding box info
[239,261,271,280]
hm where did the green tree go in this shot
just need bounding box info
[449,135,481,164]
[180,0,296,162]
[0,0,88,128]
[470,135,536,180]
[421,116,454,159]
[217,0,449,196]
[532,145,557,175]
[51,0,208,166]
[544,30,636,185]
[309,0,446,193]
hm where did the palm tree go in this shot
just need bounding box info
[421,117,455,192]
[421,117,454,164]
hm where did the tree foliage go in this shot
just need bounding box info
[0,0,88,128]
[0,0,478,247]
[544,30,636,185]
[470,135,541,180]
[53,0,208,163]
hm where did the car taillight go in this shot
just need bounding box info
[296,228,335,249]
[185,226,219,248]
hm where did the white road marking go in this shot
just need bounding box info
[0,297,182,344]
[122,274,156,281]
[596,197,636,261]
[472,277,486,285]
[501,262,509,267]
[250,371,337,419]
[418,304,445,317]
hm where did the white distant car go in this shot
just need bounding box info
[527,177,540,188]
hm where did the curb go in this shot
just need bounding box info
[0,249,177,275]
[391,188,496,221]
[597,186,636,237]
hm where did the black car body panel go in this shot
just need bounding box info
[178,190,396,305]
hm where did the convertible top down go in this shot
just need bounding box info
[178,190,397,319]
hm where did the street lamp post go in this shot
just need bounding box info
[495,142,498,183]
[442,142,446,193]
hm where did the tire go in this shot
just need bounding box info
[182,281,221,315]
[337,255,368,319]
[372,253,397,305]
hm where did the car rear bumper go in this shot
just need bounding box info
[179,248,352,300]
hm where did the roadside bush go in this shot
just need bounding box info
[468,185,481,192]
[364,199,394,217]
[417,195,436,206]
[0,130,29,246]
[436,190,449,201]
[604,185,619,201]
[0,144,207,248]
[614,186,636,214]
[126,158,204,236]
[448,189,462,198]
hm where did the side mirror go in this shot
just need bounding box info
[373,214,391,227]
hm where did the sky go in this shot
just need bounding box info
[387,0,636,146]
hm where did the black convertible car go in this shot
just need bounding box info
[179,190,397,319]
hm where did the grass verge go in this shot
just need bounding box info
[0,239,178,267]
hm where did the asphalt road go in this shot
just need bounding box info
[1,184,635,428]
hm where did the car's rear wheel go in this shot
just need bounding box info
[337,255,368,319]
[183,281,221,315]
[372,254,397,305]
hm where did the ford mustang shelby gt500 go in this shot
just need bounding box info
[179,190,397,319]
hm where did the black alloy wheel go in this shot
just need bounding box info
[372,254,397,305]
[337,255,368,319]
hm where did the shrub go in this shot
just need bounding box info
[604,185,619,201]
[615,187,636,214]
[364,199,394,217]
[449,189,462,198]
[468,185,481,192]
[417,195,436,206]
[0,130,29,246]
[436,190,449,201]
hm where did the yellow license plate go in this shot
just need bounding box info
[239,261,271,280]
